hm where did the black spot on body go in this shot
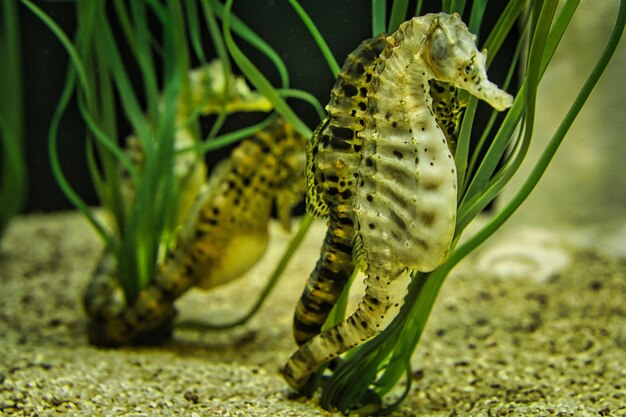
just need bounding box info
[421,211,436,226]
[330,126,354,140]
[329,137,353,151]
[393,150,403,159]
[342,83,358,97]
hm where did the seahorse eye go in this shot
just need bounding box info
[463,56,478,77]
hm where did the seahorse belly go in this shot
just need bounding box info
[356,45,457,274]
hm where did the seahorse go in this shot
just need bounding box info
[85,118,306,346]
[283,13,513,390]
[293,34,388,346]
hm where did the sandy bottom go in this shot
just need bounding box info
[0,211,624,416]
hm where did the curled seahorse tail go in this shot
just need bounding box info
[87,290,177,347]
[84,252,179,347]
[293,210,355,345]
[285,266,411,390]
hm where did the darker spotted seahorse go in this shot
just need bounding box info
[292,34,388,346]
[85,118,306,346]
[283,13,513,390]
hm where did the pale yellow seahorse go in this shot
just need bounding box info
[283,13,513,390]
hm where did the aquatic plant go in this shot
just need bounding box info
[279,0,625,414]
[21,0,319,345]
[18,0,624,413]
[0,0,27,240]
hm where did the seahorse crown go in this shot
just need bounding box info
[415,13,513,110]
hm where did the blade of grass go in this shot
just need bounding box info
[0,0,26,237]
[49,70,118,252]
[387,0,409,33]
[467,0,487,37]
[186,113,277,154]
[94,10,151,143]
[186,0,206,63]
[446,0,466,15]
[209,0,289,89]
[323,268,360,330]
[371,0,386,36]
[289,0,340,77]
[465,19,527,184]
[414,0,424,16]
[201,0,232,139]
[20,0,90,99]
[454,97,479,196]
[222,0,310,137]
[482,0,529,66]
[21,0,117,250]
[277,88,325,121]
[130,1,160,122]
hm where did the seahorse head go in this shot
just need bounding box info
[419,13,513,111]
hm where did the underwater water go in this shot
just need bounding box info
[1,1,625,416]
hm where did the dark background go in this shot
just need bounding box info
[13,0,514,213]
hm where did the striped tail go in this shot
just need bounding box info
[283,264,410,390]
[292,205,355,346]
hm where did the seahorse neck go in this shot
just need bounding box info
[371,42,435,127]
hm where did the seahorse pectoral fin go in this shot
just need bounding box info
[305,118,331,218]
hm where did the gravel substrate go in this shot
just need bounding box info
[0,211,624,416]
